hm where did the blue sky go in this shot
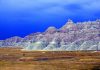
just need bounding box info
[0,0,100,39]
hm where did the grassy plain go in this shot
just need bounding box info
[0,48,100,70]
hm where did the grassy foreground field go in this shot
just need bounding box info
[0,48,100,70]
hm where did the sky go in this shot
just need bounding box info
[0,0,100,40]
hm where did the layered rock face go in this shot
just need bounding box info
[0,19,100,51]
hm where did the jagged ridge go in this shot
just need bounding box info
[0,19,100,51]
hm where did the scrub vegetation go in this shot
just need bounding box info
[0,48,100,70]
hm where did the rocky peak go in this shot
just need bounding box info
[5,36,22,42]
[96,19,100,22]
[60,19,77,32]
[67,19,74,24]
[45,26,57,34]
[0,19,100,51]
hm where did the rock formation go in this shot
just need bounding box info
[0,19,100,51]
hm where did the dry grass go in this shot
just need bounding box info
[0,48,100,70]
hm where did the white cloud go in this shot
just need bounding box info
[0,0,100,18]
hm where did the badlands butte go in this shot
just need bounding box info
[0,19,100,51]
[0,19,100,70]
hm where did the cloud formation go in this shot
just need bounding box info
[0,0,100,15]
[0,0,100,25]
[0,0,100,39]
